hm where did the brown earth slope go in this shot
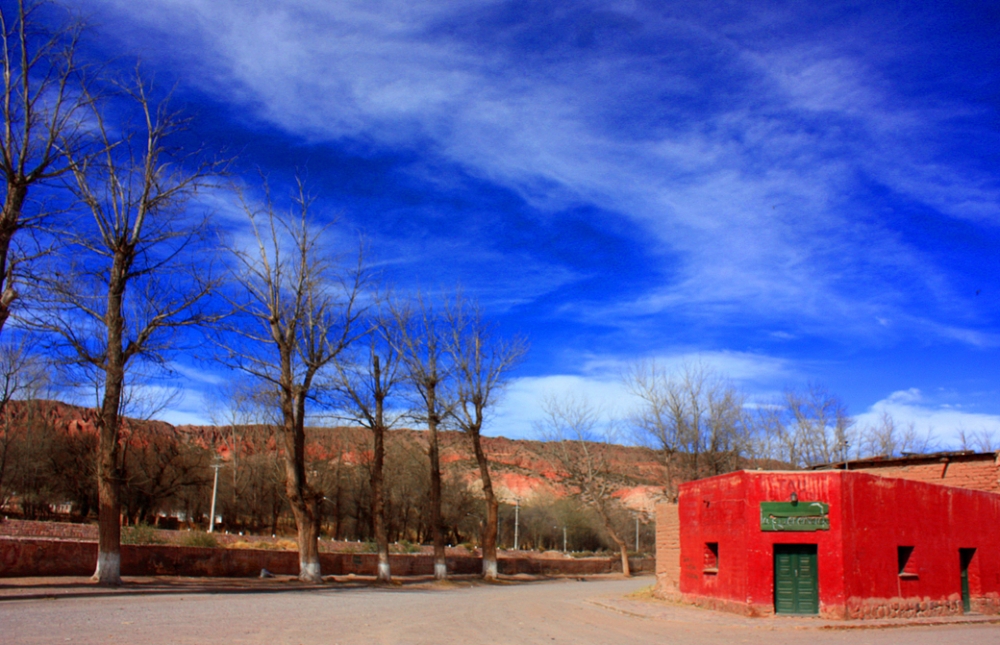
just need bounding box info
[6,400,668,512]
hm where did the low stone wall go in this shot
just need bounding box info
[845,594,1000,620]
[674,592,1000,620]
[0,537,652,578]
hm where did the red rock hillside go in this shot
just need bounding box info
[5,400,669,513]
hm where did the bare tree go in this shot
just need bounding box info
[624,361,749,498]
[856,410,935,458]
[957,428,998,453]
[782,384,854,467]
[0,0,93,334]
[222,177,365,582]
[0,337,47,508]
[332,303,402,582]
[20,73,219,584]
[536,395,632,576]
[445,296,525,580]
[391,295,451,579]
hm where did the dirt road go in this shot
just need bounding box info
[3,576,999,645]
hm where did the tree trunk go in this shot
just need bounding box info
[469,428,498,580]
[295,500,322,581]
[281,391,322,582]
[372,356,391,583]
[597,505,630,577]
[607,528,630,577]
[426,385,446,580]
[93,261,127,585]
[92,400,122,584]
[0,182,26,336]
[617,538,631,577]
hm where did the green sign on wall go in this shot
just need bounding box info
[760,501,830,532]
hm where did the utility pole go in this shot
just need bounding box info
[513,498,520,550]
[562,526,567,553]
[635,515,639,552]
[208,460,222,533]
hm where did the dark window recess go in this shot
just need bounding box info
[960,548,976,613]
[703,542,719,574]
[897,546,918,579]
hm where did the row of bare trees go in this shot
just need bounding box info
[0,1,527,586]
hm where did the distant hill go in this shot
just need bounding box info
[6,400,669,513]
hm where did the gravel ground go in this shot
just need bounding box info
[2,575,999,645]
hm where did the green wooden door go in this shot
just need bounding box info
[960,548,976,613]
[774,544,819,615]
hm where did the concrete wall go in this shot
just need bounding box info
[673,470,1000,620]
[0,537,652,578]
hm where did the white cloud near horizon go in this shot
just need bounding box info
[488,349,798,439]
[855,388,1000,451]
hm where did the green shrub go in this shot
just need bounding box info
[396,540,421,554]
[181,531,219,548]
[121,523,165,545]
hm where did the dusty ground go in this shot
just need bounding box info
[2,575,999,645]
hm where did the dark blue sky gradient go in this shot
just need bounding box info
[26,0,1000,442]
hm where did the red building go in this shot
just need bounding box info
[675,470,1000,619]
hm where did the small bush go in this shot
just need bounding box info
[396,540,421,554]
[122,523,165,545]
[228,538,291,551]
[181,531,219,548]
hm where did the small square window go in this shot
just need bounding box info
[703,542,719,574]
[898,546,918,579]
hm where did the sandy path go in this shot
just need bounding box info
[2,577,999,645]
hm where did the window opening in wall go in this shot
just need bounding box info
[897,546,918,579]
[960,548,977,613]
[703,542,719,574]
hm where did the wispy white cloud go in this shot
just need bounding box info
[86,0,999,346]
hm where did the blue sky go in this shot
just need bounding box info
[50,0,1000,444]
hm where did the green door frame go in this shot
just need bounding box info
[774,544,819,615]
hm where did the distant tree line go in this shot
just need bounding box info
[0,400,653,557]
[559,360,994,504]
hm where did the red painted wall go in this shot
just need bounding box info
[678,471,1000,619]
[840,474,1000,618]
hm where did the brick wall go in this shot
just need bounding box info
[0,537,652,578]
[654,502,680,599]
[0,520,97,541]
[851,454,1000,494]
